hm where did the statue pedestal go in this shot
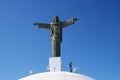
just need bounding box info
[49,57,61,72]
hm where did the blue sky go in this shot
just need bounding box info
[0,0,120,80]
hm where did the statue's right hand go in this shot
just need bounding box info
[33,23,37,25]
[33,22,39,25]
[33,23,36,25]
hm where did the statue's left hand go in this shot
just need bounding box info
[73,17,79,21]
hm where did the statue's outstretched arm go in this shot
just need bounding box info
[34,22,50,29]
[62,17,79,28]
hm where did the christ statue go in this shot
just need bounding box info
[34,16,79,57]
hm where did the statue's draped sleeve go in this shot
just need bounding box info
[61,19,74,28]
[34,22,51,29]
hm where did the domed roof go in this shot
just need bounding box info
[19,71,94,80]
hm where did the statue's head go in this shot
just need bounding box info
[53,16,59,22]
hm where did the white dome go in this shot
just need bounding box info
[19,71,94,80]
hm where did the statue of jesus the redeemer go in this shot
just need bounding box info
[34,16,79,57]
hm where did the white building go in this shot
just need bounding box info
[19,57,95,80]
